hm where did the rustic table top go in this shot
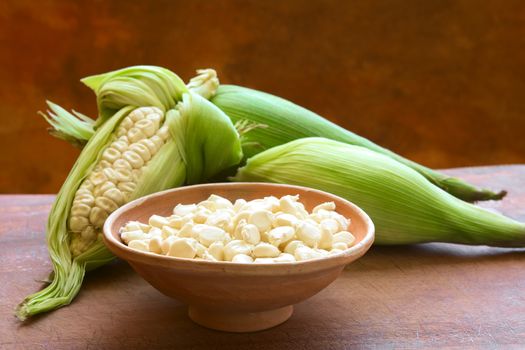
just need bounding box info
[2,165,524,349]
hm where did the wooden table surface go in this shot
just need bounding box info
[2,166,525,349]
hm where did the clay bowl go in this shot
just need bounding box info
[103,182,374,332]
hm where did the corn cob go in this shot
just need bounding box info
[210,84,505,202]
[233,138,525,247]
[17,68,242,319]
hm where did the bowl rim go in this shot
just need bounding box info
[103,182,375,273]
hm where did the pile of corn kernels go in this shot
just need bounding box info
[119,194,355,263]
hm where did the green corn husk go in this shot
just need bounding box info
[211,84,505,202]
[233,138,525,247]
[39,101,96,148]
[81,65,187,125]
[17,69,242,319]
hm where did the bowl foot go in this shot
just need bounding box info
[188,305,293,333]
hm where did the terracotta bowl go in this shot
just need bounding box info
[103,183,374,332]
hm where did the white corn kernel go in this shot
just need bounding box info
[313,202,336,213]
[150,135,165,150]
[233,219,247,240]
[329,248,344,255]
[197,200,215,211]
[224,240,253,261]
[274,253,296,262]
[194,208,212,224]
[135,119,157,137]
[103,188,126,206]
[148,227,162,237]
[167,238,197,258]
[241,224,260,245]
[253,258,275,264]
[157,125,170,140]
[294,246,324,261]
[320,218,339,235]
[233,199,247,212]
[129,109,145,121]
[69,216,89,232]
[90,171,107,186]
[93,181,115,197]
[194,224,228,247]
[248,210,273,233]
[178,222,194,238]
[138,139,160,155]
[232,254,253,263]
[102,148,121,163]
[173,204,197,216]
[117,181,136,193]
[234,210,251,227]
[122,221,146,232]
[89,206,108,227]
[146,112,162,128]
[119,117,133,130]
[74,194,95,207]
[127,127,147,143]
[208,241,225,261]
[195,243,207,258]
[318,226,333,250]
[81,226,96,240]
[283,240,305,255]
[207,194,233,210]
[123,150,145,169]
[168,216,183,229]
[111,140,128,153]
[161,225,178,238]
[273,213,299,227]
[70,203,91,218]
[252,242,280,258]
[121,230,147,244]
[149,215,170,228]
[313,248,330,256]
[206,210,234,232]
[98,160,112,169]
[149,236,163,254]
[296,221,322,247]
[114,168,132,182]
[333,231,356,246]
[332,213,350,231]
[267,226,295,247]
[129,143,152,162]
[279,195,300,216]
[113,158,133,171]
[161,236,178,254]
[128,239,149,252]
[332,242,349,250]
[202,251,218,262]
[263,196,281,212]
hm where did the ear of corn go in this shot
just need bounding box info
[233,138,525,247]
[211,84,505,202]
[17,68,242,319]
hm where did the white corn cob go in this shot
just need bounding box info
[68,107,169,256]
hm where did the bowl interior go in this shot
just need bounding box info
[104,182,374,271]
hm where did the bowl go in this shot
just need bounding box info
[103,182,374,332]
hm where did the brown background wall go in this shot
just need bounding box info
[1,0,524,194]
